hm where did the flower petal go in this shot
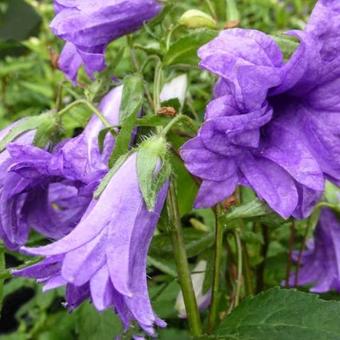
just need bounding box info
[194,176,238,208]
[239,153,298,218]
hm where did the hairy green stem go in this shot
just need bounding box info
[57,99,113,129]
[167,181,202,337]
[208,205,224,333]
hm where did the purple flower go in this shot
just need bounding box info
[15,153,168,336]
[0,86,123,247]
[181,0,340,219]
[52,0,162,84]
[0,122,36,248]
[289,208,340,293]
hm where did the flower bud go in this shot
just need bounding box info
[179,9,217,29]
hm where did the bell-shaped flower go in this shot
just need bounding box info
[15,152,169,336]
[1,86,123,247]
[181,0,340,219]
[52,0,162,84]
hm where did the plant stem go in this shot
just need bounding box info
[256,224,269,293]
[57,99,113,129]
[167,181,202,337]
[153,60,163,113]
[295,218,313,286]
[242,241,254,296]
[285,221,296,288]
[234,230,243,307]
[208,205,224,333]
[126,35,140,72]
[205,0,217,18]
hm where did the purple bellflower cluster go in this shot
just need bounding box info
[15,153,168,336]
[3,0,340,337]
[5,0,169,335]
[53,0,162,84]
[289,208,340,293]
[181,0,340,219]
[1,86,123,249]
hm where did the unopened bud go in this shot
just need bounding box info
[179,9,217,29]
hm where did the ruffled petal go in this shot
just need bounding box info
[239,153,298,218]
[198,28,283,109]
[180,136,237,181]
[262,119,324,191]
[306,0,340,63]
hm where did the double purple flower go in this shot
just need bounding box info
[181,0,340,219]
[15,153,168,336]
[53,0,162,83]
[0,86,123,248]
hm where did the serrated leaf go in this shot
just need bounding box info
[216,288,340,339]
[109,75,144,166]
[164,29,217,66]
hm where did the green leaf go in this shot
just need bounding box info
[109,75,144,166]
[216,288,340,339]
[169,149,198,217]
[0,114,52,152]
[223,199,271,223]
[75,302,122,340]
[33,113,59,148]
[136,115,171,128]
[147,256,177,277]
[164,29,217,66]
[150,230,214,259]
[0,0,41,41]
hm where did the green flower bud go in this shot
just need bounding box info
[179,9,217,29]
